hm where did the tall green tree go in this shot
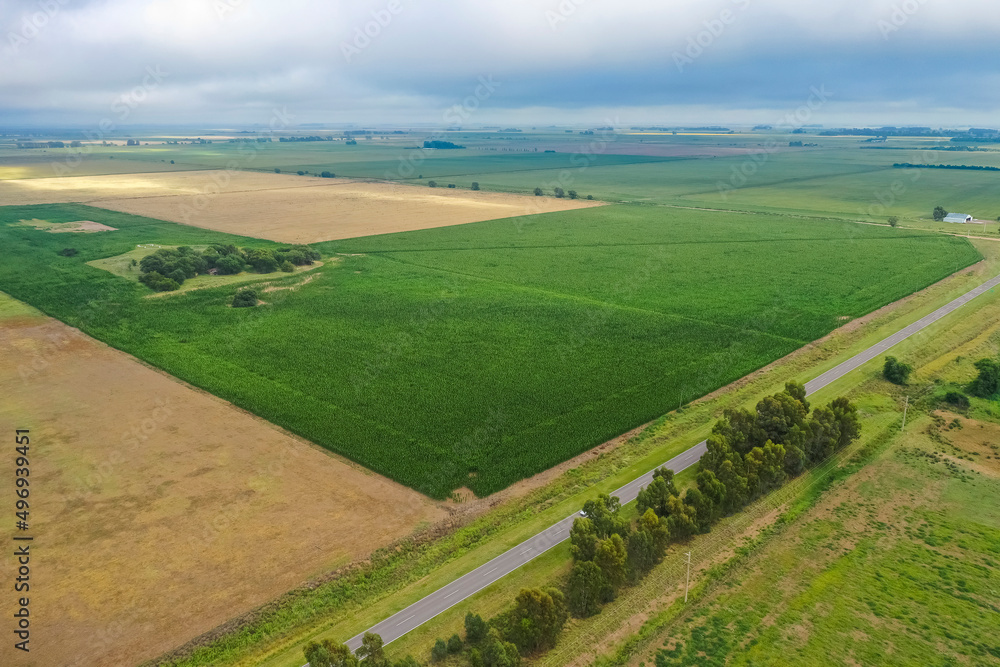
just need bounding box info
[357,632,389,667]
[664,494,698,539]
[569,517,599,562]
[567,560,605,617]
[971,357,1000,397]
[594,534,629,594]
[304,639,360,667]
[636,468,678,517]
[715,458,749,514]
[710,408,763,455]
[804,406,840,464]
[482,629,520,667]
[582,494,629,538]
[883,356,913,385]
[465,612,488,644]
[829,397,861,450]
[506,588,568,653]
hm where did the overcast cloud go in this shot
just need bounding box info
[1,0,998,128]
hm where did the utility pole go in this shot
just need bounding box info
[901,395,909,432]
[684,552,692,603]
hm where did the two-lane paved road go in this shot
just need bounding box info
[340,271,1000,653]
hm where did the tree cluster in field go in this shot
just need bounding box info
[893,163,1000,172]
[137,244,320,292]
[971,357,1000,398]
[883,356,913,385]
[933,206,949,221]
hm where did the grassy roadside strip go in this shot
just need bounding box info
[154,240,999,667]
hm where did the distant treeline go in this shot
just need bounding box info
[952,135,1000,144]
[892,163,1000,172]
[423,140,465,149]
[821,127,961,137]
[630,126,732,132]
[862,145,991,152]
[278,136,333,142]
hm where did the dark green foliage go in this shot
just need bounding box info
[447,634,463,654]
[423,140,465,149]
[138,271,180,292]
[567,190,578,199]
[594,534,628,593]
[58,247,78,257]
[321,171,335,178]
[533,187,543,196]
[482,629,519,667]
[636,468,678,517]
[504,587,568,653]
[569,517,598,562]
[553,187,565,198]
[586,194,593,200]
[428,180,437,187]
[468,649,483,667]
[280,260,295,272]
[357,632,389,667]
[567,560,605,617]
[465,612,488,644]
[448,184,456,189]
[244,247,279,273]
[883,356,913,384]
[944,391,971,409]
[138,246,208,286]
[664,494,698,539]
[471,182,480,190]
[933,205,947,221]
[581,494,629,538]
[431,639,448,662]
[682,488,714,534]
[699,385,861,519]
[297,170,306,176]
[304,639,359,667]
[232,288,258,308]
[971,358,1000,397]
[214,253,245,275]
[888,216,899,227]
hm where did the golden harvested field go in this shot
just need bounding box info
[0,293,445,667]
[0,170,602,242]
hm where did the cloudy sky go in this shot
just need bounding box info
[2,0,998,129]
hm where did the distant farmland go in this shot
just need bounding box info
[0,203,982,497]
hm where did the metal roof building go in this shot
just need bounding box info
[944,213,974,223]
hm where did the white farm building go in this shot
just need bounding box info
[944,213,974,223]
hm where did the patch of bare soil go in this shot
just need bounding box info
[933,411,1000,478]
[0,297,445,667]
[51,220,118,232]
